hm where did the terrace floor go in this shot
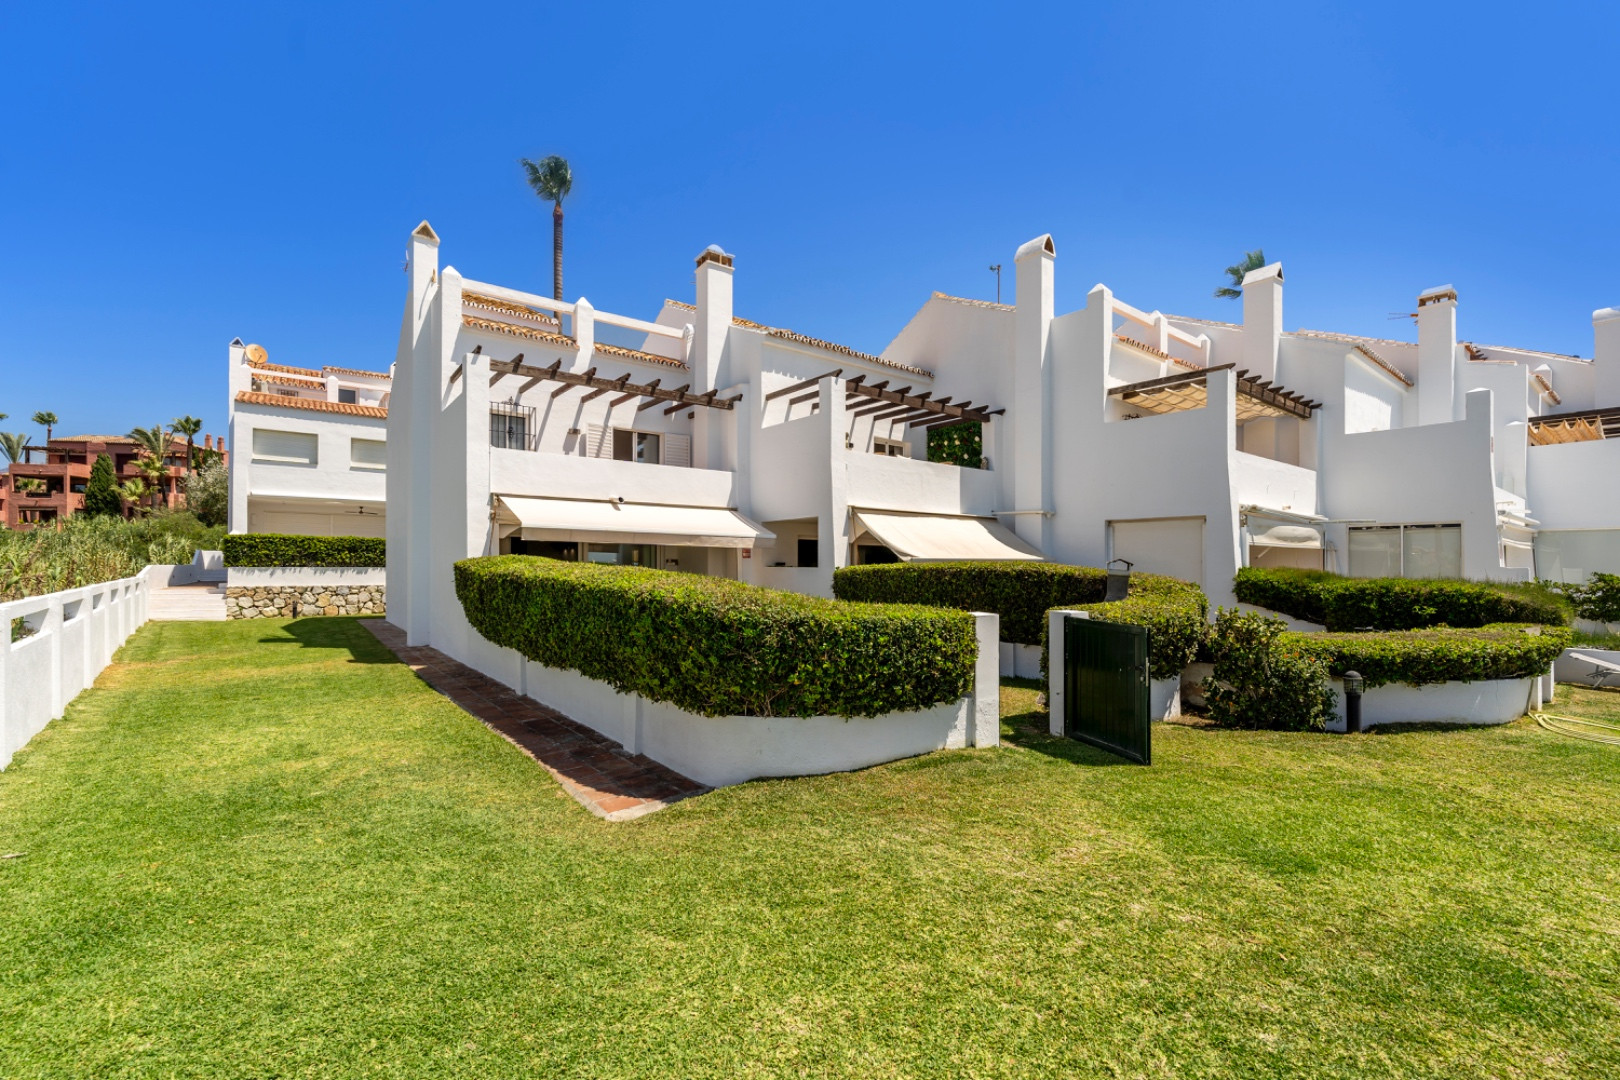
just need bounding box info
[1,619,1618,1077]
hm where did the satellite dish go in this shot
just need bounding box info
[245,344,268,365]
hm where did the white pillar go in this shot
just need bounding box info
[1013,234,1055,553]
[971,611,1001,748]
[1594,306,1620,408]
[692,245,734,472]
[1046,609,1088,737]
[1417,285,1459,425]
[1241,262,1283,383]
[573,297,595,370]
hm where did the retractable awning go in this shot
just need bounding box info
[1243,506,1325,549]
[495,495,774,549]
[852,510,1044,561]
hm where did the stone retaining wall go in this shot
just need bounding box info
[226,585,385,619]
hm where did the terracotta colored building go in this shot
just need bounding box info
[0,433,226,529]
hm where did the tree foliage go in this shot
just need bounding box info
[83,453,123,518]
[184,458,228,527]
[1214,249,1267,300]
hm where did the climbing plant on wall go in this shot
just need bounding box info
[926,421,982,468]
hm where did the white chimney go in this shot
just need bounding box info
[1241,262,1283,383]
[1417,285,1458,425]
[1012,233,1055,551]
[1595,306,1620,408]
[693,245,733,394]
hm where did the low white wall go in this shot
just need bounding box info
[1,573,149,769]
[228,567,387,587]
[751,565,832,598]
[1233,602,1325,632]
[998,642,1043,680]
[454,612,1001,789]
[1325,676,1534,732]
[1555,647,1620,687]
[1574,618,1620,637]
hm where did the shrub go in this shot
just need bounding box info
[82,453,122,518]
[1283,623,1570,688]
[223,534,386,568]
[1560,572,1620,624]
[1203,610,1336,731]
[834,561,1107,644]
[927,421,982,469]
[0,511,224,602]
[456,556,978,718]
[1233,567,1570,631]
[832,561,1208,681]
[183,459,229,527]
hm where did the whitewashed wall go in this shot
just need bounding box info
[1,573,150,769]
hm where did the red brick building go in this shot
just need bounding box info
[0,434,226,529]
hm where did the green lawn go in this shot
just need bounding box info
[2,619,1618,1078]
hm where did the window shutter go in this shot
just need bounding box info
[663,432,691,468]
[585,424,611,458]
[250,428,318,465]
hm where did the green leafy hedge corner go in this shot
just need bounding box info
[1233,567,1570,631]
[455,556,978,718]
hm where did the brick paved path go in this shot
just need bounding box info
[362,620,706,821]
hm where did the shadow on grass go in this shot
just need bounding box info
[258,617,398,664]
[1001,710,1142,767]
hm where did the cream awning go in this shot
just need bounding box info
[495,496,774,549]
[1245,509,1324,549]
[852,510,1044,561]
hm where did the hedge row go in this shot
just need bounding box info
[1281,622,1571,689]
[834,562,1108,644]
[455,556,978,718]
[1558,572,1620,623]
[222,534,387,568]
[831,561,1208,681]
[1233,567,1570,631]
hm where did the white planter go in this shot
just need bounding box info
[1325,676,1534,732]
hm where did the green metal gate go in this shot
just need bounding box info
[1062,616,1152,765]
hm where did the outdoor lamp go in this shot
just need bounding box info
[1343,671,1364,734]
[1106,558,1133,602]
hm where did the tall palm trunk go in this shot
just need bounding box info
[552,202,564,302]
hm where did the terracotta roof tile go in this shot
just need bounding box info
[251,373,326,391]
[462,314,577,347]
[463,291,562,327]
[1164,313,1242,330]
[322,364,390,380]
[592,341,688,369]
[932,291,1012,311]
[1351,344,1414,387]
[1464,340,1589,363]
[663,299,934,377]
[247,358,325,379]
[1115,333,1203,370]
[1291,328,1417,350]
[235,391,387,419]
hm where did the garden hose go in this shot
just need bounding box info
[1531,712,1620,747]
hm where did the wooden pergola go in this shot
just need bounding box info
[760,370,1004,429]
[1108,363,1321,422]
[466,352,744,417]
[1528,406,1620,446]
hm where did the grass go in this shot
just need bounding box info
[1,619,1618,1078]
[1571,629,1620,651]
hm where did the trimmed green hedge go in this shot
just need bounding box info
[834,561,1108,644]
[1233,568,1570,631]
[1559,572,1620,623]
[455,556,977,718]
[222,534,387,568]
[1282,623,1570,689]
[831,561,1208,681]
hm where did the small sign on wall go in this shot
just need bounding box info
[742,548,752,559]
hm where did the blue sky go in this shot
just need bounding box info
[1,1,1615,441]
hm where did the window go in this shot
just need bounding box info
[350,438,386,470]
[338,388,358,405]
[584,543,657,566]
[251,428,318,465]
[489,402,534,450]
[612,429,662,464]
[873,437,910,458]
[1348,524,1461,579]
[797,537,820,568]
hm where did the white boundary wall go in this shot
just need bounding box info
[1324,676,1538,732]
[228,567,387,587]
[456,611,1001,789]
[1,572,151,769]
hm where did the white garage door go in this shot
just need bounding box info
[1110,517,1205,585]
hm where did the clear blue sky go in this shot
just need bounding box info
[2,1,1615,441]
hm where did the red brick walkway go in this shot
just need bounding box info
[362,620,706,821]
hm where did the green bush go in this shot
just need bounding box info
[456,556,978,718]
[1233,567,1570,631]
[1559,572,1620,624]
[0,511,224,603]
[927,421,982,469]
[223,534,386,568]
[832,561,1208,681]
[1203,610,1336,731]
[834,561,1107,644]
[1283,623,1570,689]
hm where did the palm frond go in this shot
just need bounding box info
[0,432,26,464]
[519,155,573,206]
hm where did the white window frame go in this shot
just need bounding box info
[250,428,318,466]
[349,437,387,471]
[1347,523,1463,579]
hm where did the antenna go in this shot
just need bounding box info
[989,264,1002,304]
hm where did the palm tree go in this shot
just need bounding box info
[1214,249,1268,300]
[136,454,169,511]
[32,411,58,443]
[117,478,148,514]
[520,155,573,302]
[0,432,26,464]
[172,416,203,473]
[128,424,173,511]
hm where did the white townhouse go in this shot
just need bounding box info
[382,219,1619,665]
[226,340,392,536]
[879,238,1620,604]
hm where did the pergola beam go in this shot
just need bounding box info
[765,369,841,402]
